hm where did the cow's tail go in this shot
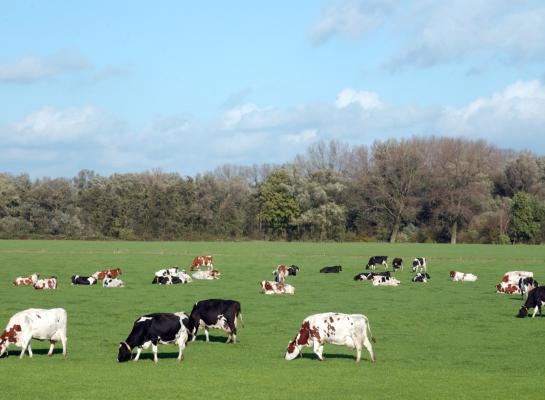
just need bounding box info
[366,317,376,343]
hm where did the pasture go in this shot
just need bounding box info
[0,240,544,399]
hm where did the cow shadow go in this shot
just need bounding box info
[300,353,357,361]
[0,348,64,358]
[134,352,183,361]
[191,335,230,344]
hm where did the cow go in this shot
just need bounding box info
[260,281,295,295]
[412,257,427,273]
[103,277,125,288]
[13,273,39,286]
[273,264,299,282]
[519,277,539,299]
[192,269,221,280]
[516,287,545,318]
[450,271,477,282]
[285,312,375,363]
[0,308,67,359]
[412,272,431,283]
[33,277,57,290]
[354,271,391,281]
[392,258,403,271]
[190,255,213,271]
[320,266,342,273]
[154,267,179,278]
[92,268,122,280]
[366,256,388,270]
[187,299,242,344]
[372,276,400,286]
[152,275,183,285]
[175,270,192,283]
[71,275,97,285]
[117,312,189,363]
[501,271,533,284]
[496,281,521,295]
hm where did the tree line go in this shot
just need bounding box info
[1,137,544,244]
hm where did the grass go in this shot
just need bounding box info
[0,240,544,399]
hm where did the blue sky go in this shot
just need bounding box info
[2,0,545,178]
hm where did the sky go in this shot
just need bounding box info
[1,0,545,178]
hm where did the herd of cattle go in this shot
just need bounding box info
[2,253,544,364]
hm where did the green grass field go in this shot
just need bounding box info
[0,240,544,399]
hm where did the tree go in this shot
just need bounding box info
[509,192,541,243]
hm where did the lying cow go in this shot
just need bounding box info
[372,276,400,286]
[92,268,122,280]
[152,275,183,285]
[117,312,189,363]
[192,269,220,280]
[366,256,388,270]
[13,273,39,286]
[285,312,376,363]
[353,271,391,281]
[496,281,521,295]
[190,255,213,271]
[519,277,539,299]
[33,277,57,290]
[187,299,242,343]
[71,275,97,285]
[516,287,545,318]
[501,271,533,284]
[392,258,403,271]
[450,271,477,282]
[412,257,427,273]
[0,308,67,358]
[320,266,342,273]
[154,267,179,278]
[103,277,124,288]
[260,281,295,295]
[412,272,431,283]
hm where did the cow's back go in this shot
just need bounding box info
[7,308,67,340]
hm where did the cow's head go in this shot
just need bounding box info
[285,339,301,360]
[117,342,132,362]
[517,306,528,318]
[0,325,22,357]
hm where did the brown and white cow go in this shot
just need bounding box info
[501,271,533,284]
[190,255,213,271]
[285,313,376,363]
[260,281,295,295]
[33,277,57,290]
[192,269,221,280]
[496,281,521,295]
[13,273,39,286]
[92,268,122,280]
[450,271,478,282]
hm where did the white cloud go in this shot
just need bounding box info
[286,129,318,145]
[335,88,383,110]
[0,49,89,83]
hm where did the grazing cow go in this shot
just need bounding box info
[33,277,57,290]
[501,271,533,284]
[117,312,189,363]
[519,277,539,299]
[412,272,431,283]
[372,276,400,286]
[154,267,179,278]
[71,275,97,285]
[0,308,67,359]
[192,269,221,280]
[285,312,375,363]
[190,255,213,271]
[260,281,295,295]
[354,271,391,281]
[103,277,124,288]
[13,273,39,286]
[392,258,403,271]
[516,287,545,318]
[366,256,388,270]
[92,268,122,280]
[273,265,300,282]
[449,271,478,282]
[187,299,242,344]
[320,266,342,273]
[412,257,427,273]
[496,281,521,295]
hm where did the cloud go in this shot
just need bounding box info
[0,49,89,83]
[335,88,383,110]
[308,0,395,45]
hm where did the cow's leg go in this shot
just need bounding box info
[27,343,33,358]
[133,347,142,361]
[532,306,539,318]
[313,341,324,361]
[227,318,237,344]
[152,342,159,363]
[47,340,56,356]
[362,335,376,363]
[176,338,186,363]
[355,343,362,363]
[60,334,67,357]
[204,327,210,342]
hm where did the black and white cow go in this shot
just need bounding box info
[187,299,242,344]
[392,258,403,271]
[320,266,342,273]
[412,257,427,272]
[152,275,183,285]
[365,256,388,270]
[516,287,545,318]
[519,277,539,299]
[117,312,189,363]
[412,272,431,283]
[71,275,97,285]
[354,271,391,281]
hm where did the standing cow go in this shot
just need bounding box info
[285,312,376,363]
[412,257,427,273]
[190,256,213,271]
[187,299,242,344]
[366,256,388,270]
[0,308,67,358]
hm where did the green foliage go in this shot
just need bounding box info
[509,192,541,243]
